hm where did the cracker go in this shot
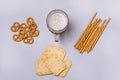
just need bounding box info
[43,44,66,60]
[59,58,72,77]
[45,55,66,75]
[35,59,52,76]
[35,55,52,75]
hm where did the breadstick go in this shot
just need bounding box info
[85,27,99,52]
[78,18,98,52]
[88,18,111,52]
[87,20,106,52]
[79,18,98,53]
[84,20,105,52]
[86,20,106,52]
[77,15,98,52]
[80,18,102,53]
[74,12,97,49]
[88,28,103,52]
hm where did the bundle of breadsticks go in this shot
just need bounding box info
[74,12,111,53]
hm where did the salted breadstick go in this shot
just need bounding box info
[79,18,98,53]
[78,18,98,52]
[87,20,106,52]
[85,20,106,52]
[81,20,101,53]
[74,12,97,49]
[74,23,92,49]
[77,13,97,50]
[88,18,111,52]
[78,18,98,53]
[88,27,101,52]
[86,20,106,52]
[80,18,102,53]
[85,27,99,52]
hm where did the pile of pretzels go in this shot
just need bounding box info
[11,17,40,44]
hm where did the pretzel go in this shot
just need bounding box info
[27,17,35,25]
[27,37,34,44]
[13,34,22,42]
[23,37,34,44]
[11,22,20,32]
[33,29,40,37]
[11,26,19,32]
[21,23,29,31]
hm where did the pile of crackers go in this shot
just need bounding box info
[35,44,72,77]
[11,17,40,44]
[74,12,111,53]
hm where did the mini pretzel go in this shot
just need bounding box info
[27,17,35,25]
[11,22,20,32]
[27,37,34,44]
[11,26,19,32]
[13,34,22,42]
[23,37,34,44]
[33,29,40,37]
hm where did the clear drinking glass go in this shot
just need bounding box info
[46,9,69,42]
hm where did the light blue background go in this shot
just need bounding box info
[0,0,119,80]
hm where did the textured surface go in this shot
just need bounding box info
[45,55,65,75]
[59,58,72,77]
[35,60,51,75]
[43,44,66,60]
[0,0,119,80]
